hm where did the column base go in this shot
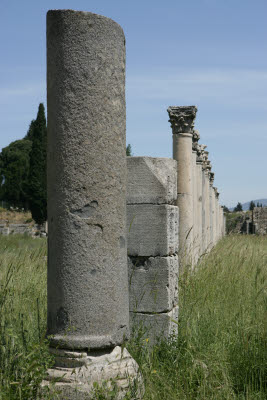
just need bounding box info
[40,346,143,399]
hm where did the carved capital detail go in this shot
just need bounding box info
[196,144,206,163]
[192,130,200,151]
[167,106,198,134]
[209,172,215,184]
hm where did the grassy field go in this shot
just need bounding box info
[0,234,266,399]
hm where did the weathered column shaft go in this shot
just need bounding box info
[204,170,210,250]
[209,173,214,247]
[47,10,129,350]
[168,106,197,261]
[196,161,203,256]
[192,150,197,262]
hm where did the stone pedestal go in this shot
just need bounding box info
[45,10,140,398]
[167,106,197,263]
[41,347,142,399]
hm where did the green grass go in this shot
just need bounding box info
[0,235,53,400]
[0,234,266,399]
[129,235,267,399]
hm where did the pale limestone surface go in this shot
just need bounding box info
[41,346,143,399]
[196,162,203,256]
[128,255,178,313]
[173,133,194,254]
[130,306,178,344]
[47,10,129,350]
[127,204,178,256]
[204,170,211,251]
[192,150,198,264]
[127,157,177,205]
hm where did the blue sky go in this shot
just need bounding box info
[0,0,266,207]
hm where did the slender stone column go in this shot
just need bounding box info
[192,149,197,263]
[213,188,218,243]
[44,10,140,398]
[216,191,220,241]
[201,150,207,254]
[205,160,212,250]
[167,106,197,263]
[192,130,200,264]
[202,151,210,251]
[209,172,215,247]
[196,145,205,257]
[220,206,224,238]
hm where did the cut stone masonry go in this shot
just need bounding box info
[127,157,179,343]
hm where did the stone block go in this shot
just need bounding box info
[127,157,177,204]
[9,224,30,234]
[0,225,9,235]
[127,204,178,256]
[130,306,178,343]
[128,255,178,313]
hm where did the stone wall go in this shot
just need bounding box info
[226,208,267,235]
[254,207,267,234]
[0,222,47,237]
[127,157,179,343]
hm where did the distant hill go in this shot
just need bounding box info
[230,199,267,211]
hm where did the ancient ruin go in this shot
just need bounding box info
[40,9,227,398]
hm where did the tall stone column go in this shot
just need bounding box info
[192,149,197,263]
[216,190,220,241]
[202,151,210,252]
[220,206,224,237]
[205,160,212,251]
[192,131,200,264]
[167,106,198,264]
[213,188,218,244]
[195,145,204,258]
[44,10,140,398]
[209,172,215,248]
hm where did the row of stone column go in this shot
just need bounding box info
[167,106,225,265]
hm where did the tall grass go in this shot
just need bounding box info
[129,235,267,399]
[0,235,53,400]
[0,234,266,399]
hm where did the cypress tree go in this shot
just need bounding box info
[234,202,243,212]
[249,201,256,211]
[0,139,32,209]
[28,103,47,224]
[126,144,132,156]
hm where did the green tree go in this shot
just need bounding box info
[126,144,132,156]
[24,120,35,141]
[28,103,47,224]
[234,202,243,212]
[0,139,32,209]
[250,201,256,211]
[223,205,230,213]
